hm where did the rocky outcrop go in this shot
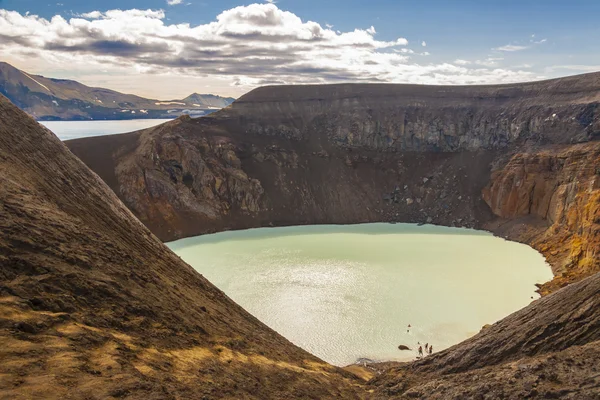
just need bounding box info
[483,142,600,293]
[0,94,363,399]
[67,72,600,293]
[111,117,264,238]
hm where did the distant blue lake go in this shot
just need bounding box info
[40,119,172,141]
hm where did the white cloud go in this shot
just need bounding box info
[494,44,529,52]
[80,11,102,19]
[454,59,470,65]
[167,0,183,5]
[475,57,504,67]
[495,37,547,52]
[0,5,543,96]
[421,41,426,47]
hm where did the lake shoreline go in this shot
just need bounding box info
[168,222,552,366]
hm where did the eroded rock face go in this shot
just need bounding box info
[228,78,600,151]
[69,122,497,241]
[112,118,265,238]
[483,143,600,293]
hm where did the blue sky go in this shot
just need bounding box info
[1,0,599,98]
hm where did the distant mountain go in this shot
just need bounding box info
[182,93,236,108]
[0,62,235,120]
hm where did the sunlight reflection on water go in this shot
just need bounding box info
[168,223,552,366]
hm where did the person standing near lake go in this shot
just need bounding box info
[418,345,423,358]
[429,345,433,355]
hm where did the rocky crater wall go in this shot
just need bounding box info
[67,73,600,293]
[225,76,600,151]
[483,142,600,292]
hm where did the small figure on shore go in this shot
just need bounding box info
[425,342,428,350]
[418,345,423,358]
[407,324,411,333]
[429,345,433,355]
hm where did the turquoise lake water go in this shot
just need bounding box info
[168,223,552,366]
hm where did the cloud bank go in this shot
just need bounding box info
[0,3,542,93]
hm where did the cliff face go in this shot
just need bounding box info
[67,73,600,293]
[229,76,600,151]
[0,95,362,399]
[483,142,600,293]
[68,117,498,238]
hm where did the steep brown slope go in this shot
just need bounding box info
[67,72,600,292]
[0,95,363,399]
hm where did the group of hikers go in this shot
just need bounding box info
[418,342,433,358]
[406,324,434,359]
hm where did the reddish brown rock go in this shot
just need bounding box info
[483,143,600,293]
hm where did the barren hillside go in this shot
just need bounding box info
[0,94,363,399]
